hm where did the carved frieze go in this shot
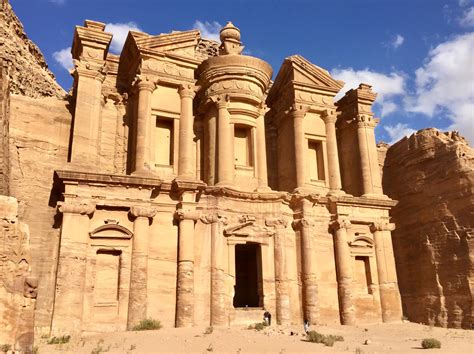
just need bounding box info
[200,212,228,225]
[141,59,194,81]
[224,215,274,237]
[265,217,289,229]
[329,219,352,231]
[175,208,201,221]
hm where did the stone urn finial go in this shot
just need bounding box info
[219,21,244,55]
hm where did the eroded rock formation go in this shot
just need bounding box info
[0,0,65,98]
[381,129,473,329]
[0,196,37,351]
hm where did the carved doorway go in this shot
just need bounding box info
[233,243,263,308]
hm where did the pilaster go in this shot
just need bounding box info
[52,200,95,335]
[178,84,197,179]
[213,95,234,186]
[322,109,343,194]
[290,104,308,190]
[127,206,157,329]
[370,221,402,323]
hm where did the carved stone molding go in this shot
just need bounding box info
[330,219,352,231]
[57,201,96,216]
[288,103,310,118]
[129,206,157,219]
[175,209,201,221]
[265,217,289,229]
[73,60,107,82]
[134,75,158,93]
[370,221,396,233]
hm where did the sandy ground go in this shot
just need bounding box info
[36,322,473,353]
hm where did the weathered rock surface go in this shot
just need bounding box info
[381,129,473,329]
[0,196,37,351]
[0,0,65,98]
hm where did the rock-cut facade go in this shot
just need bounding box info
[0,9,404,342]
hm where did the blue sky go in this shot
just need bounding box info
[11,0,474,144]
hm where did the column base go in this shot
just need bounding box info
[361,193,390,200]
[254,186,272,192]
[326,189,346,197]
[215,180,234,187]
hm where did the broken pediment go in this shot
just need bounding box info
[133,30,201,58]
[224,215,274,238]
[267,55,344,106]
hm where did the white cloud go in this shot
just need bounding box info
[105,22,141,54]
[406,32,474,144]
[384,123,416,144]
[193,20,222,42]
[392,34,405,49]
[331,68,406,117]
[460,6,474,26]
[52,47,73,71]
[459,0,471,7]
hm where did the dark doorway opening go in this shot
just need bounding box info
[233,243,263,308]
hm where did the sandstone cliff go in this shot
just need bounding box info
[381,129,473,329]
[0,0,65,98]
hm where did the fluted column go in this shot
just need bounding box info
[134,77,156,174]
[292,218,320,324]
[356,114,382,196]
[202,213,228,326]
[52,201,95,334]
[371,221,402,322]
[266,218,290,324]
[214,96,234,185]
[127,206,157,329]
[322,109,342,193]
[175,207,200,327]
[178,84,196,179]
[256,106,269,190]
[291,105,307,190]
[331,219,356,325]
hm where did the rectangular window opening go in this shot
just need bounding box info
[308,140,325,181]
[234,126,253,167]
[155,118,174,166]
[95,249,122,305]
[355,255,372,294]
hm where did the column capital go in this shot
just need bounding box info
[291,218,316,230]
[356,114,377,129]
[211,94,230,110]
[134,75,158,93]
[200,212,228,225]
[175,208,201,221]
[321,109,337,124]
[289,103,309,118]
[57,200,95,216]
[74,60,107,82]
[178,84,197,99]
[370,221,395,232]
[129,206,157,219]
[330,218,352,231]
[265,217,289,229]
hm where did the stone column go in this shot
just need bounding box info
[292,218,320,324]
[370,221,402,323]
[331,219,356,325]
[322,110,342,193]
[70,64,106,167]
[256,106,269,190]
[214,96,234,185]
[291,106,307,190]
[356,114,382,196]
[127,206,157,329]
[134,76,156,174]
[175,207,200,327]
[52,201,95,335]
[266,218,290,325]
[202,213,227,326]
[178,84,196,179]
